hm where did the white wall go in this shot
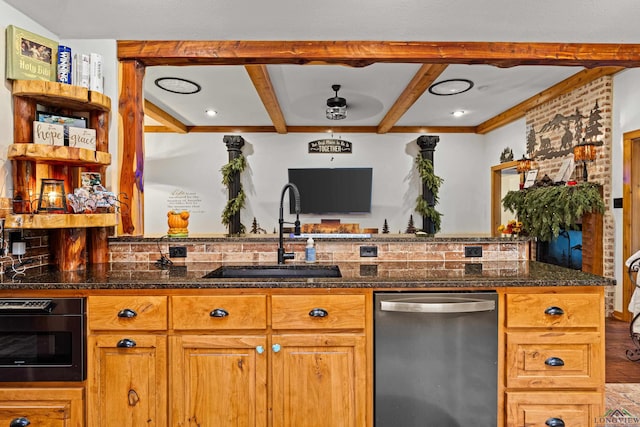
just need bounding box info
[144,132,488,236]
[612,68,640,313]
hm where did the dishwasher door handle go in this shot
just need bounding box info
[380,298,495,313]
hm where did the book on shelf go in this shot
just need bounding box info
[89,52,103,93]
[74,53,90,88]
[5,25,58,81]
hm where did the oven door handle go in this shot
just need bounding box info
[380,298,495,314]
[116,338,137,348]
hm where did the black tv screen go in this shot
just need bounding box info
[288,168,373,214]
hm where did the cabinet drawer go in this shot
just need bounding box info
[88,296,168,330]
[506,391,603,427]
[506,293,601,328]
[506,331,603,389]
[271,295,365,330]
[171,295,267,330]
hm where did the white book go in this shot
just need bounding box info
[89,53,103,93]
[76,53,90,89]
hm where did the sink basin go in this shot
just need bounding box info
[203,264,341,279]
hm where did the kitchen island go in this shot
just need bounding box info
[0,261,614,427]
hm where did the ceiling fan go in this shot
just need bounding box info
[326,84,347,120]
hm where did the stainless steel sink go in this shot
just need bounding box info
[203,264,341,278]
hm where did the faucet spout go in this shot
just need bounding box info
[278,183,301,264]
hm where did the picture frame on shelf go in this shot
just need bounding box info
[524,169,538,188]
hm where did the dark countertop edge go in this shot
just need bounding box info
[0,279,614,291]
[110,235,530,243]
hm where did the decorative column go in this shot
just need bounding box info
[416,135,439,234]
[223,135,245,235]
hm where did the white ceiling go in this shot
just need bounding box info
[5,0,636,129]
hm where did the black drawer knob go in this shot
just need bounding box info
[545,417,565,427]
[117,338,137,348]
[544,357,565,367]
[309,308,328,318]
[117,308,138,318]
[10,418,30,427]
[210,308,229,318]
[544,306,565,316]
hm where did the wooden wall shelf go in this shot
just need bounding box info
[4,213,118,229]
[8,143,111,166]
[12,80,111,112]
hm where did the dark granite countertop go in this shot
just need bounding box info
[0,261,615,290]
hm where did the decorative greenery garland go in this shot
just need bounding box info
[502,182,605,242]
[221,154,247,233]
[414,153,444,233]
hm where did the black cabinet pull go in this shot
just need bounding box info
[309,308,328,318]
[117,338,137,348]
[544,306,565,316]
[210,308,229,318]
[544,357,565,367]
[545,417,565,427]
[117,308,138,318]
[10,418,30,427]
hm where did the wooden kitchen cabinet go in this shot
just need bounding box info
[0,387,83,427]
[503,289,605,426]
[87,296,168,427]
[170,334,268,427]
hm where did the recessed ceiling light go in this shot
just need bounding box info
[205,109,217,117]
[429,79,474,96]
[155,77,201,94]
[452,110,466,117]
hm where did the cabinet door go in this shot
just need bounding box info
[170,335,268,427]
[271,333,366,427]
[87,334,167,427]
[0,388,83,427]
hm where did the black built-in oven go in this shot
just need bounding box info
[0,298,85,382]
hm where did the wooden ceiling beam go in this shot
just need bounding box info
[118,41,640,68]
[244,65,288,134]
[476,66,624,134]
[377,64,448,134]
[144,125,477,134]
[144,99,189,133]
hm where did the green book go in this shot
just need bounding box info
[5,25,58,81]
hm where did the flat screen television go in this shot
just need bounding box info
[288,168,373,214]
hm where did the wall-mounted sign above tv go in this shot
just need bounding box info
[288,168,373,214]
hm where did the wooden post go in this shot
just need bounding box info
[416,135,439,234]
[223,135,245,235]
[118,59,146,235]
[88,227,110,264]
[50,228,87,271]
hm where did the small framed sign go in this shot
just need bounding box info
[33,121,64,146]
[68,127,97,150]
[524,169,538,188]
[308,139,352,154]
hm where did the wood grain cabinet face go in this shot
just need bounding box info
[504,290,605,427]
[171,295,267,330]
[87,334,167,427]
[88,295,168,330]
[271,294,365,330]
[0,387,84,427]
[170,335,268,427]
[271,333,367,427]
[506,391,603,427]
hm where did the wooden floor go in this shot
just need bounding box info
[606,318,640,383]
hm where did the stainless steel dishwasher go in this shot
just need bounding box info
[374,291,498,427]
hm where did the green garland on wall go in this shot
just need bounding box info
[414,153,444,233]
[221,154,247,232]
[502,182,605,242]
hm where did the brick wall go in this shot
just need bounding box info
[526,76,614,313]
[108,238,530,264]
